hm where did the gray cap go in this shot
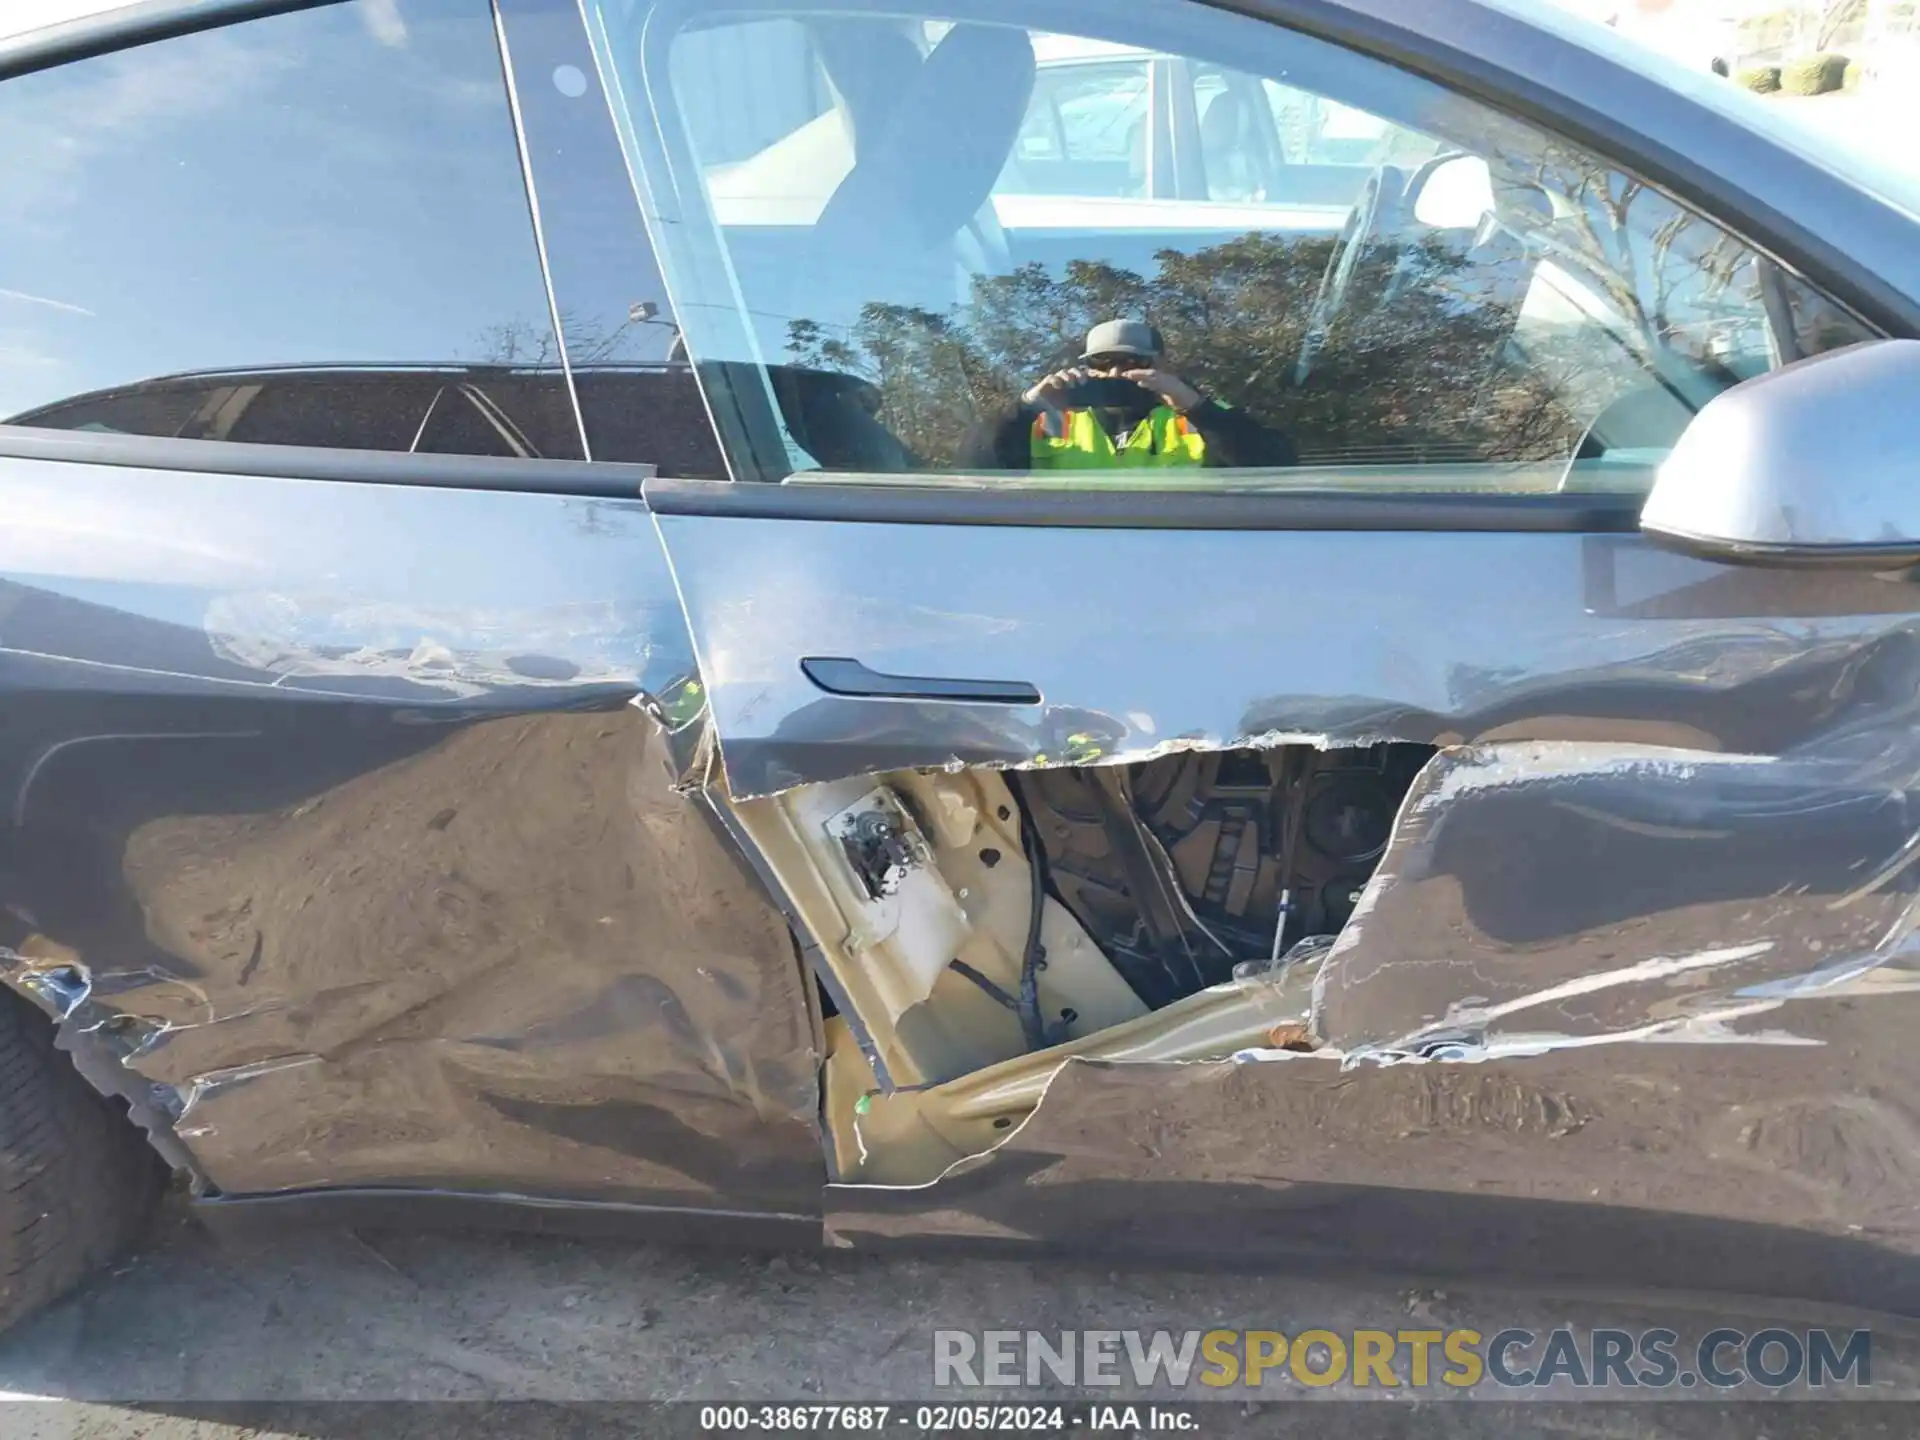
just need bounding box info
[1081,318,1163,361]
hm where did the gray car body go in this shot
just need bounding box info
[5,0,1920,1313]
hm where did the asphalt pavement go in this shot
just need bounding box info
[0,1196,1917,1437]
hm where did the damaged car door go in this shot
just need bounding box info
[0,0,820,1235]
[595,0,1920,1307]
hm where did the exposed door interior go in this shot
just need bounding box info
[727,742,1433,1184]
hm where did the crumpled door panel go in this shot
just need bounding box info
[645,504,1920,1304]
[826,733,1920,1310]
[0,460,821,1214]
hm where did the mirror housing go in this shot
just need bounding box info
[1640,339,1920,568]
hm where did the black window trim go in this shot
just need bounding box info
[0,0,349,81]
[643,474,1643,531]
[0,424,654,497]
[490,0,595,461]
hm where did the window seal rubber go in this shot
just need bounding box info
[0,424,655,498]
[642,474,1644,531]
[0,0,350,80]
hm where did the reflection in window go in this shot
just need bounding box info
[0,0,581,458]
[999,56,1153,198]
[597,0,1875,487]
[499,0,720,471]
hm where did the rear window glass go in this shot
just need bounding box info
[0,0,582,459]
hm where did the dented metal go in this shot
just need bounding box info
[9,447,1920,1308]
[820,732,1920,1307]
[0,459,819,1212]
[1,0,1919,1328]
[636,504,1920,1306]
[827,1039,1920,1313]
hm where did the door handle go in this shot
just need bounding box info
[799,657,1041,706]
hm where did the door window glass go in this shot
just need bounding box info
[0,0,582,459]
[586,0,1874,489]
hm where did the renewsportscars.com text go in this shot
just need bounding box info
[932,1326,1872,1391]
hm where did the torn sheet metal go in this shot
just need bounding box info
[1315,737,1920,1052]
[827,728,1920,1309]
[719,516,1920,1306]
[0,461,819,1211]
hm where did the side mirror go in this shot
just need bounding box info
[1640,339,1920,568]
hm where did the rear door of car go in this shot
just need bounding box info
[0,0,819,1228]
[576,0,1920,1300]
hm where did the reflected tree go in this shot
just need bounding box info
[771,137,1866,476]
[775,147,1861,476]
[785,231,1580,469]
[476,309,653,370]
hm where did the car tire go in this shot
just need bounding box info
[0,986,165,1333]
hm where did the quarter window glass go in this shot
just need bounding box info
[589,0,1874,488]
[0,0,582,459]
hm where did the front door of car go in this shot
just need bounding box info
[586,0,1920,1303]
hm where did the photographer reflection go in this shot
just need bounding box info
[961,319,1296,473]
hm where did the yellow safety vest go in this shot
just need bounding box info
[1029,405,1206,470]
